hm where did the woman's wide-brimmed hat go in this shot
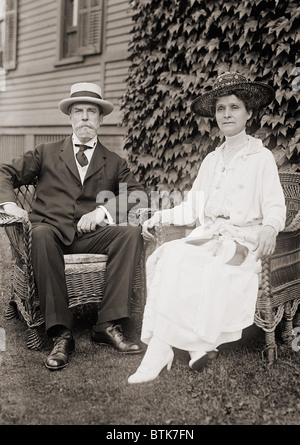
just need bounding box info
[59,82,114,116]
[191,72,275,117]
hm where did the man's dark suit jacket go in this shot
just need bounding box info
[0,136,146,245]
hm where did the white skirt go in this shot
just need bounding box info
[141,235,260,352]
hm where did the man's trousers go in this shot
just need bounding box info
[31,223,143,334]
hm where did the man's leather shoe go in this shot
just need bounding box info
[45,330,75,370]
[91,324,143,354]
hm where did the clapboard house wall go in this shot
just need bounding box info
[0,0,132,162]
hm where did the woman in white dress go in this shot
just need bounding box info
[128,72,286,384]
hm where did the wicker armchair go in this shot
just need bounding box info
[0,181,147,350]
[145,172,300,364]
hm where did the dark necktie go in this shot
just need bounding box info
[75,144,92,167]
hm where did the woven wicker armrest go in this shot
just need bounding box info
[279,172,300,232]
[284,210,300,232]
[0,212,33,270]
[0,211,25,226]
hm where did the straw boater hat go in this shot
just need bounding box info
[59,82,114,116]
[191,72,275,117]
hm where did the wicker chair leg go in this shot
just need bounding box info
[5,302,19,320]
[262,330,277,364]
[281,301,294,346]
[26,327,43,350]
[122,286,143,342]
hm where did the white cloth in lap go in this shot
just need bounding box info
[141,236,259,351]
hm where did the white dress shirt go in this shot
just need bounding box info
[72,134,97,183]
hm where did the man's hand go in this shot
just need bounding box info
[142,212,161,241]
[3,203,28,220]
[77,208,105,235]
[254,225,277,260]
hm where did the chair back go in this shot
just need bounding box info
[279,172,300,227]
[15,179,37,212]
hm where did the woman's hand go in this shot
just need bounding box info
[254,225,277,260]
[142,212,161,241]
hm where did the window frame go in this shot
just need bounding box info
[55,0,103,67]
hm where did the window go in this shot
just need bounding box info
[0,0,17,70]
[59,0,103,62]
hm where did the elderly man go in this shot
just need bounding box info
[0,82,146,370]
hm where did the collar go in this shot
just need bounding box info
[215,134,264,157]
[225,130,247,148]
[72,134,98,148]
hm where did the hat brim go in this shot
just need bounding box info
[59,96,114,116]
[191,82,275,117]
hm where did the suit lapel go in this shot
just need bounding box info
[59,136,81,181]
[59,137,106,183]
[84,139,106,181]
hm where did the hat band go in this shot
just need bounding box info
[71,91,102,100]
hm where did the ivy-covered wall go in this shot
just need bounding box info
[121,0,300,194]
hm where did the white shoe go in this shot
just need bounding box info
[128,345,174,384]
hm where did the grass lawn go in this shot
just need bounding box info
[0,227,300,427]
